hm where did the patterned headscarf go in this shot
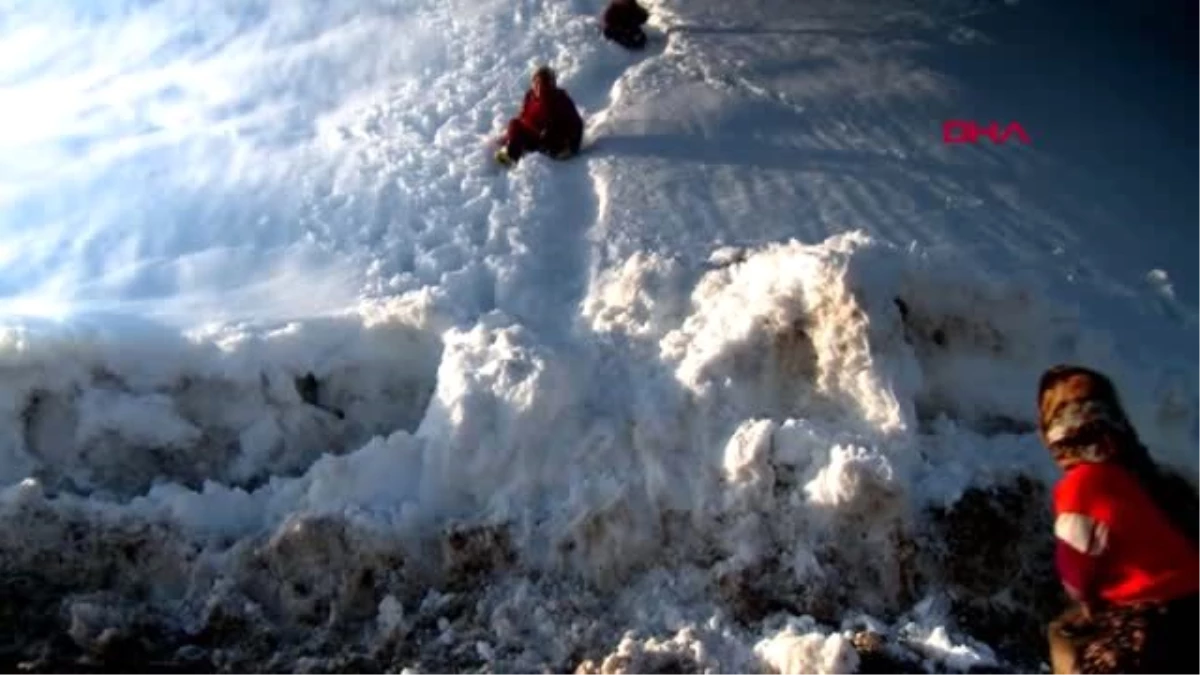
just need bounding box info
[1038,365,1136,469]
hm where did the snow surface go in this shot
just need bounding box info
[0,0,1196,672]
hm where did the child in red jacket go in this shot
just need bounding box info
[496,66,584,167]
[1038,365,1199,674]
[601,0,650,50]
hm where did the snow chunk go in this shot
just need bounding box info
[754,617,860,674]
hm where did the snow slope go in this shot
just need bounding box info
[0,0,1195,672]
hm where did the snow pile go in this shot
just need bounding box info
[4,231,1179,672]
[754,616,859,675]
[0,294,443,496]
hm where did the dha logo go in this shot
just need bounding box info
[943,120,1031,144]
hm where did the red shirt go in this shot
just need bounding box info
[1054,462,1199,605]
[517,88,582,141]
[518,90,552,131]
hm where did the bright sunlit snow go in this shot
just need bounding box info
[0,0,1195,672]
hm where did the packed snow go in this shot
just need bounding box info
[0,0,1195,672]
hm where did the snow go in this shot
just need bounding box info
[754,617,860,675]
[0,0,1195,672]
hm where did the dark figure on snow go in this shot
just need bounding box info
[1037,365,1199,674]
[496,66,583,167]
[601,0,650,50]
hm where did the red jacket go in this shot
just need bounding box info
[1053,462,1199,605]
[517,87,583,152]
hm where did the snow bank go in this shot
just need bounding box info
[5,231,1189,671]
[0,294,443,496]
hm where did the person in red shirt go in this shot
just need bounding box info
[1037,365,1199,673]
[601,0,650,50]
[495,66,584,167]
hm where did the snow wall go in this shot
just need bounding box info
[2,232,1196,672]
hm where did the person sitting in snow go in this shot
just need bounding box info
[601,0,650,50]
[495,66,584,168]
[1037,365,1199,674]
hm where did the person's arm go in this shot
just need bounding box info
[1053,467,1112,612]
[1054,516,1105,611]
[532,92,553,141]
[499,90,533,144]
[560,93,583,152]
[519,90,534,120]
[539,93,563,137]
